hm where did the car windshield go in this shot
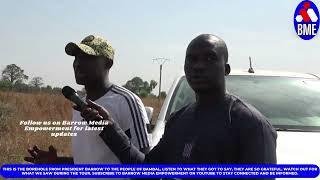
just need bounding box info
[166,75,320,131]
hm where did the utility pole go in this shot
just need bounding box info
[153,58,170,99]
[248,56,255,73]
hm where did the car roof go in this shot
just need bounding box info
[178,69,320,79]
[230,69,319,79]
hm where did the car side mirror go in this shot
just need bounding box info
[145,106,155,133]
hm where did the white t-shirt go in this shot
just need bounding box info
[72,85,150,165]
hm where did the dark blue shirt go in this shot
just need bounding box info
[100,93,277,179]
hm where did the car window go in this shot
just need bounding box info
[166,75,320,131]
[166,76,195,118]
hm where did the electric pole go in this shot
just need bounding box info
[153,58,170,99]
[248,56,254,73]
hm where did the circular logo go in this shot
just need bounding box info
[294,0,320,40]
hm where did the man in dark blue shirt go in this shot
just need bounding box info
[82,34,277,179]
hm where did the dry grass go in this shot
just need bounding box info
[0,91,73,164]
[141,97,164,124]
[0,91,163,164]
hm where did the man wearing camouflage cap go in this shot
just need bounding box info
[25,35,151,167]
[66,34,116,60]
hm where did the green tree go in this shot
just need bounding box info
[139,89,149,98]
[160,91,167,98]
[123,77,158,97]
[123,77,144,95]
[0,80,12,91]
[1,64,28,85]
[41,85,53,93]
[44,85,52,91]
[29,77,44,88]
[149,80,158,92]
[13,82,30,92]
[52,87,62,94]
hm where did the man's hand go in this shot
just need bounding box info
[24,145,74,164]
[74,99,114,126]
[24,145,58,164]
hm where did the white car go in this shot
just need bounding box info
[151,69,320,179]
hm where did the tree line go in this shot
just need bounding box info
[0,64,62,94]
[0,64,166,98]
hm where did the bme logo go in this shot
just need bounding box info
[294,0,320,40]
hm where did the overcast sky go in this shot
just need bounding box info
[1,0,319,93]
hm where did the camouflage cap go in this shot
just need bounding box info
[65,35,115,60]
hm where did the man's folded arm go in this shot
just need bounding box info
[99,122,145,164]
[99,121,170,164]
[99,109,181,164]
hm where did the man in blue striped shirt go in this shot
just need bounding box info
[24,35,150,168]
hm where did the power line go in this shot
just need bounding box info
[152,58,170,99]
